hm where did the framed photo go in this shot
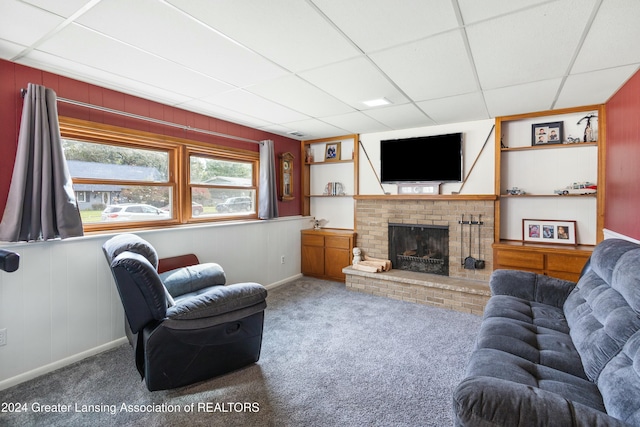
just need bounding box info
[523,219,577,245]
[532,121,563,146]
[325,142,341,161]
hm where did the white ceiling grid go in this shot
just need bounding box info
[1,0,638,140]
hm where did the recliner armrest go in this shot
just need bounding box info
[159,263,226,297]
[490,269,576,308]
[166,282,267,320]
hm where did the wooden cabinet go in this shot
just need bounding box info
[493,105,605,282]
[301,228,355,282]
[493,242,592,282]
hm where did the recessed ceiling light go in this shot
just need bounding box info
[362,98,392,107]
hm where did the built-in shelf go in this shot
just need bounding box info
[500,193,597,198]
[305,159,354,165]
[501,142,597,152]
[354,194,497,201]
[306,194,352,198]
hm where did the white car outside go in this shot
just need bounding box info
[101,204,170,222]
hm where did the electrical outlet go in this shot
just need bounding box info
[0,329,6,346]
[280,255,285,264]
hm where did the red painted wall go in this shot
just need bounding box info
[0,59,301,217]
[605,69,640,240]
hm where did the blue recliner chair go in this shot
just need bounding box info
[102,234,267,391]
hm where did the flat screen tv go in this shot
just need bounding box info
[380,133,463,183]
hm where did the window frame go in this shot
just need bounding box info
[59,117,260,232]
[184,145,259,222]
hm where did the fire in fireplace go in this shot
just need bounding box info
[388,223,449,276]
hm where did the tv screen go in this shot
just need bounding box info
[380,133,463,183]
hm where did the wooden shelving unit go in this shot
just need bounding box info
[493,105,606,280]
[300,134,359,229]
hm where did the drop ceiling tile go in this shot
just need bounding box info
[21,0,98,18]
[363,104,436,130]
[313,0,458,52]
[572,0,640,74]
[282,118,350,140]
[76,0,287,87]
[179,98,273,129]
[300,56,409,109]
[457,0,550,24]
[200,89,310,124]
[320,111,392,134]
[369,30,477,101]
[36,24,234,99]
[20,50,193,106]
[0,39,27,60]
[417,92,489,124]
[467,0,597,90]
[484,78,562,117]
[246,75,355,117]
[0,0,64,47]
[166,0,359,72]
[556,65,640,108]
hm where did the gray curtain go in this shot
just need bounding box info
[0,83,83,242]
[258,139,279,220]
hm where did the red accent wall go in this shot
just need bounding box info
[0,59,301,217]
[605,69,640,240]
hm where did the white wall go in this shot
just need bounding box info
[0,216,308,390]
[359,119,496,195]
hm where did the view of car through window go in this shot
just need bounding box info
[63,138,258,226]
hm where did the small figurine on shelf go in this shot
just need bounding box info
[305,146,313,163]
[352,247,362,265]
[506,187,525,195]
[310,217,328,230]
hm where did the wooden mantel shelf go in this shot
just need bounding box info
[354,194,498,201]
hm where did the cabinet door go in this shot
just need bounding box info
[494,248,544,271]
[302,244,325,276]
[325,247,350,281]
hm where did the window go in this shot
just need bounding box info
[186,151,257,219]
[59,117,259,231]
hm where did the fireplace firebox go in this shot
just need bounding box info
[388,223,449,276]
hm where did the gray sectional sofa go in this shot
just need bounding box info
[453,238,640,426]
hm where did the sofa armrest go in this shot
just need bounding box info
[453,376,628,427]
[159,263,226,297]
[490,269,576,308]
[166,282,267,321]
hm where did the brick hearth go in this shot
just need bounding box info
[345,196,495,314]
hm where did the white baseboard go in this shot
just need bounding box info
[0,337,128,391]
[266,273,303,290]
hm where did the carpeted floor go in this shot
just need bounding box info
[0,277,482,427]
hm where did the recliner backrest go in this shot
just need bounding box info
[110,251,168,333]
[102,234,167,333]
[564,239,640,382]
[102,233,159,269]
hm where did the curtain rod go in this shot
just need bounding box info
[20,88,261,144]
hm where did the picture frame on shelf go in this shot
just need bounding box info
[325,142,341,161]
[523,219,577,245]
[532,121,564,146]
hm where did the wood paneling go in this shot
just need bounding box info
[605,69,640,240]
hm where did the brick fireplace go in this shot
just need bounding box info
[344,196,495,314]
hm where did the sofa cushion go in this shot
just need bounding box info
[564,241,640,383]
[598,332,640,425]
[465,348,605,412]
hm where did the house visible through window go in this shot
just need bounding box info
[59,117,259,231]
[188,154,256,218]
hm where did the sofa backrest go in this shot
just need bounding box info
[564,238,640,423]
